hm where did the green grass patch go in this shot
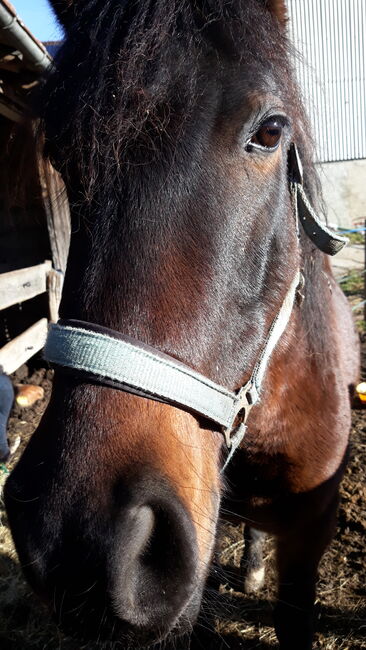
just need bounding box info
[340,270,364,296]
[343,231,365,245]
[356,319,366,333]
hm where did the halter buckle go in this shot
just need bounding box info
[224,381,259,448]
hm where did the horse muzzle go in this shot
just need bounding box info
[4,467,202,646]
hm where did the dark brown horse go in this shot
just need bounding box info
[4,1,359,648]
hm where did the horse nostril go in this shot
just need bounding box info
[111,491,198,630]
[140,506,175,571]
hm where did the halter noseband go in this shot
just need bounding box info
[43,144,347,461]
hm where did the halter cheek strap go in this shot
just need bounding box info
[288,143,348,256]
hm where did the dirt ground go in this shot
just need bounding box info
[0,344,365,650]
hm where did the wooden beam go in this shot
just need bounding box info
[0,93,23,122]
[0,318,48,375]
[47,268,63,322]
[0,261,52,311]
[40,163,71,274]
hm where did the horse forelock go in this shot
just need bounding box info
[41,1,299,194]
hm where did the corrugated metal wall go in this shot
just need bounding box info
[287,0,366,163]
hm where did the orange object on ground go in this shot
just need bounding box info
[15,385,44,407]
[356,382,366,403]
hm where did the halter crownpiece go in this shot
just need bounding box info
[43,145,347,462]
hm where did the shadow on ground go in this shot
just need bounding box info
[0,551,365,649]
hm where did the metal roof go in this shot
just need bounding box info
[288,0,366,163]
[43,41,63,58]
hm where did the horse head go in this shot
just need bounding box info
[5,1,317,645]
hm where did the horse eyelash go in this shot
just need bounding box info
[248,109,291,140]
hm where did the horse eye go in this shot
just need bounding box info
[249,118,284,151]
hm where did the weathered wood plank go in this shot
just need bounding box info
[47,269,64,323]
[40,163,71,274]
[0,94,23,122]
[0,261,52,311]
[0,318,48,375]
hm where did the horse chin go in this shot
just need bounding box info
[54,584,203,648]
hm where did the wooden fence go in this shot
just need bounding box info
[0,261,62,375]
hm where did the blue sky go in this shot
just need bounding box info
[12,0,64,41]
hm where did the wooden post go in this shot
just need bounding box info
[40,162,71,275]
[47,268,64,323]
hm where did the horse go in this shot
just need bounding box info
[4,1,359,648]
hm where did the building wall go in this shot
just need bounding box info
[287,1,366,229]
[287,0,366,164]
[317,159,366,229]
